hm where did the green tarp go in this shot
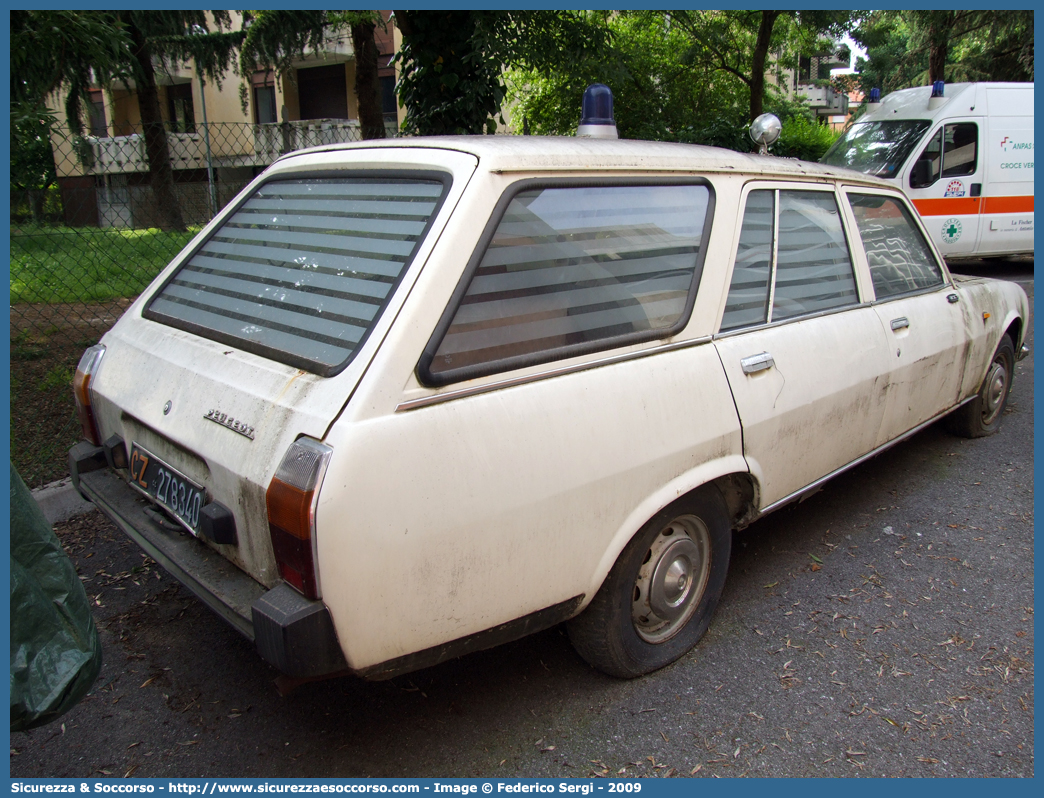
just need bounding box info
[10,465,102,732]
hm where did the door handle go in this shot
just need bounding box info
[890,316,910,331]
[947,293,960,304]
[741,352,775,374]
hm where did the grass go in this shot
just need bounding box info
[10,224,199,304]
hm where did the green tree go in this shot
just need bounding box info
[392,10,614,135]
[12,11,245,232]
[239,11,388,140]
[667,10,859,122]
[10,107,59,224]
[11,11,135,223]
[507,13,747,148]
[508,12,844,154]
[852,10,1033,93]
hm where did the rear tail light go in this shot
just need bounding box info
[72,344,106,445]
[266,437,332,600]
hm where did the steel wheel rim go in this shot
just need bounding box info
[981,356,1010,425]
[632,514,712,644]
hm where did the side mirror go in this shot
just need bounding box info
[909,159,933,189]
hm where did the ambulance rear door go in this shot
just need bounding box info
[977,85,1034,256]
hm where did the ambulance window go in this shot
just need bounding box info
[941,123,978,178]
[848,193,943,299]
[910,128,942,188]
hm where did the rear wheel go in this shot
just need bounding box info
[567,487,731,678]
[947,334,1015,438]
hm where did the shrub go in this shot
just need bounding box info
[774,115,840,162]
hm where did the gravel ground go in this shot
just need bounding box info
[10,262,1033,780]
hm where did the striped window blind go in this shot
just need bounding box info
[145,176,445,376]
[720,190,774,330]
[848,194,942,299]
[772,191,857,320]
[424,184,710,383]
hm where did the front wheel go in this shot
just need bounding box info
[567,487,731,678]
[946,334,1015,438]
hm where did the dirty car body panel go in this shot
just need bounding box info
[70,136,1029,680]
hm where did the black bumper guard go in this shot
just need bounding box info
[72,453,347,678]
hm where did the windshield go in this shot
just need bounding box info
[821,120,931,179]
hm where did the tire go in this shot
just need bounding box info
[946,334,1015,438]
[567,486,731,678]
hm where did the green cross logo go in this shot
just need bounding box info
[942,218,962,244]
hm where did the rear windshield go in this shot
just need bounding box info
[144,174,448,376]
[821,120,930,179]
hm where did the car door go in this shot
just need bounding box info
[905,120,984,258]
[843,189,969,446]
[714,185,891,510]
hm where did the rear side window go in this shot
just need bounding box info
[848,193,943,299]
[720,188,857,331]
[720,190,773,330]
[773,191,857,320]
[144,175,448,377]
[419,182,713,386]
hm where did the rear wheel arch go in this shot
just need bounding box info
[577,459,752,611]
[568,483,733,677]
[566,468,758,677]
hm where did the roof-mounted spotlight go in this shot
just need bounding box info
[749,113,782,156]
[577,83,618,139]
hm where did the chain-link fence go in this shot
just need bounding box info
[11,119,372,486]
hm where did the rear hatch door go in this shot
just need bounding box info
[89,147,479,585]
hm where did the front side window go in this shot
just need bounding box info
[721,189,857,331]
[940,123,978,178]
[420,182,713,385]
[910,123,978,187]
[145,175,448,376]
[848,193,943,299]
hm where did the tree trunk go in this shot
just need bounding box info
[916,10,954,84]
[927,21,949,83]
[126,18,187,232]
[749,11,780,121]
[351,21,386,139]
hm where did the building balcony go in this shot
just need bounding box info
[85,131,211,175]
[796,84,849,116]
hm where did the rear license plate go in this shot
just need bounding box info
[127,444,205,534]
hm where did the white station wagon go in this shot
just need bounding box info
[70,126,1029,680]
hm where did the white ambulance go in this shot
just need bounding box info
[822,82,1033,260]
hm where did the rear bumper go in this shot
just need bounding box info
[72,450,347,678]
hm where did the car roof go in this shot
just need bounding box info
[282,135,892,187]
